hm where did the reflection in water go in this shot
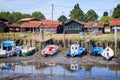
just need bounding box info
[0,62,120,79]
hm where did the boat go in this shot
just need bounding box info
[66,44,85,57]
[101,47,114,60]
[0,40,22,57]
[41,45,58,56]
[90,47,103,56]
[21,46,36,57]
[45,62,56,66]
[0,63,14,71]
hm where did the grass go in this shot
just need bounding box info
[0,32,120,42]
[92,33,120,42]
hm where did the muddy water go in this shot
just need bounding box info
[0,62,120,80]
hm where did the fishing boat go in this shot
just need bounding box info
[66,44,85,57]
[101,47,114,60]
[21,46,36,57]
[90,47,103,56]
[0,40,22,57]
[41,45,58,56]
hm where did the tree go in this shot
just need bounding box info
[112,4,120,18]
[23,13,32,18]
[0,11,10,20]
[69,3,84,21]
[103,11,108,16]
[84,9,98,22]
[32,11,46,20]
[99,16,110,22]
[10,12,23,23]
[58,15,67,22]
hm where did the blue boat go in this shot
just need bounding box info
[66,44,85,57]
[90,47,103,56]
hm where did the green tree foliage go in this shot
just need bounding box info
[0,11,10,20]
[99,16,110,22]
[112,4,120,18]
[84,9,98,22]
[32,11,46,20]
[103,11,108,16]
[0,11,46,23]
[10,12,23,23]
[69,3,84,21]
[58,15,67,22]
[23,13,32,18]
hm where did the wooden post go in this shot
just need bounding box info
[112,26,120,57]
[63,29,66,51]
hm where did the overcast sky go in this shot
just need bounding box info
[0,0,120,20]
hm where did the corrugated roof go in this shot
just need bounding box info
[19,18,40,22]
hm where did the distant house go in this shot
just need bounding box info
[41,20,62,33]
[20,18,41,33]
[7,23,21,32]
[0,18,8,32]
[57,20,84,34]
[57,20,105,34]
[83,22,105,33]
[110,18,120,32]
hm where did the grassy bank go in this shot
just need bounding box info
[0,32,120,42]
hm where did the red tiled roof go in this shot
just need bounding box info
[110,18,120,26]
[84,22,104,28]
[41,20,62,28]
[7,23,21,27]
[21,21,41,28]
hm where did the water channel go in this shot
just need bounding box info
[0,61,120,80]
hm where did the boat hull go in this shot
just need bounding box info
[22,47,36,57]
[67,47,85,57]
[41,45,58,56]
[90,47,103,56]
[101,47,114,60]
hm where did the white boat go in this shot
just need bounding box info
[41,45,58,56]
[21,46,36,57]
[0,40,22,57]
[101,47,114,60]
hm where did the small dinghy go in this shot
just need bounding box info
[66,44,85,57]
[90,47,103,56]
[41,45,58,56]
[101,47,114,60]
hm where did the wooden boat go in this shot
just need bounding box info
[101,47,114,60]
[66,44,85,57]
[21,46,36,57]
[90,47,103,56]
[41,45,58,56]
[0,40,22,57]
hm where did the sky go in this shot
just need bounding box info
[0,0,120,20]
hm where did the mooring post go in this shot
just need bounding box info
[113,26,120,57]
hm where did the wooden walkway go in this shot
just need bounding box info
[37,37,53,42]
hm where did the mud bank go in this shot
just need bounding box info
[0,51,120,80]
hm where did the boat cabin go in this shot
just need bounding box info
[71,44,79,53]
[1,41,16,51]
